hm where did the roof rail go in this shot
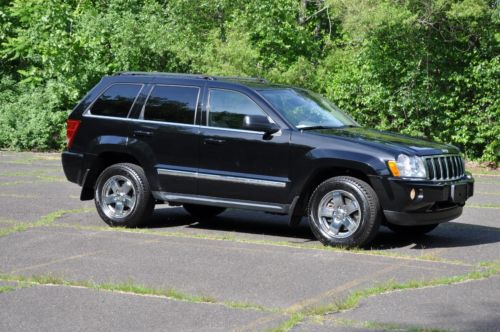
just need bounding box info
[114,72,212,80]
[114,72,268,83]
[212,76,269,83]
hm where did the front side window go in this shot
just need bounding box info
[90,84,142,118]
[208,89,268,130]
[143,85,199,124]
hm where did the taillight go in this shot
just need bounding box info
[66,119,81,149]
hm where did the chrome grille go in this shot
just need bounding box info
[425,155,465,181]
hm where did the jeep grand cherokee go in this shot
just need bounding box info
[62,72,474,247]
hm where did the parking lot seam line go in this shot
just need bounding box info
[0,273,276,313]
[0,170,62,177]
[0,208,93,238]
[8,251,104,274]
[0,285,16,294]
[285,265,399,313]
[50,223,472,267]
[265,313,304,332]
[265,262,499,332]
[472,173,500,177]
[0,193,38,198]
[474,179,500,185]
[468,203,500,209]
[313,316,449,332]
[476,191,500,195]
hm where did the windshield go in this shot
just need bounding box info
[258,88,358,129]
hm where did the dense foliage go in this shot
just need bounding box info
[0,0,498,164]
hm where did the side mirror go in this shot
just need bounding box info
[242,115,280,135]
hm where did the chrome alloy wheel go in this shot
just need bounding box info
[100,175,137,219]
[316,190,362,239]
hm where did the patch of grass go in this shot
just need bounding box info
[266,313,305,332]
[468,203,500,209]
[306,264,500,315]
[95,280,217,304]
[0,170,55,177]
[223,300,272,312]
[0,208,92,238]
[0,223,31,237]
[0,285,16,293]
[52,222,467,266]
[474,179,500,185]
[0,193,37,198]
[476,191,500,195]
[0,273,273,312]
[267,261,499,331]
[4,154,61,165]
[0,180,33,187]
[0,170,65,185]
[307,262,500,317]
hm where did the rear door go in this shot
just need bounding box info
[129,82,203,195]
[197,87,291,208]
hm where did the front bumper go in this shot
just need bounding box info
[369,174,474,226]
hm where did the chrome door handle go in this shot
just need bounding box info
[203,138,225,145]
[133,130,153,137]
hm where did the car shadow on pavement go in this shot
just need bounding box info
[371,223,500,251]
[147,207,499,249]
[146,206,317,242]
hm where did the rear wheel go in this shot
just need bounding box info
[183,204,226,218]
[94,163,155,227]
[386,223,439,236]
[308,176,381,248]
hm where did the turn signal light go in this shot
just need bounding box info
[387,160,400,177]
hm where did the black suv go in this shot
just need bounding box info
[62,72,474,247]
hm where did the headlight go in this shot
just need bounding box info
[387,154,427,178]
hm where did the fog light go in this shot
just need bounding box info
[410,188,416,200]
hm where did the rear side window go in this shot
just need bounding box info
[143,85,199,124]
[90,84,142,118]
[208,89,267,130]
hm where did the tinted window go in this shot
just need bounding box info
[143,85,199,124]
[90,84,142,118]
[208,89,267,130]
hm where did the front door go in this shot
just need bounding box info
[198,88,291,208]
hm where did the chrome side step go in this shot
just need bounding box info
[152,192,288,213]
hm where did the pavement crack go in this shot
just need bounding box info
[262,261,499,332]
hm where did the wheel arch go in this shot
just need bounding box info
[288,165,375,226]
[80,151,142,200]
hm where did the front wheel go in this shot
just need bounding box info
[386,223,439,236]
[94,163,155,227]
[308,176,381,248]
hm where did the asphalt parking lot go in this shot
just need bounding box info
[0,151,499,331]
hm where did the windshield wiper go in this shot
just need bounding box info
[299,125,358,131]
[299,125,338,131]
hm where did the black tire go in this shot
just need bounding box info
[308,176,381,248]
[386,223,439,236]
[183,204,226,218]
[94,163,155,227]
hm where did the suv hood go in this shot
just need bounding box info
[313,127,459,156]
